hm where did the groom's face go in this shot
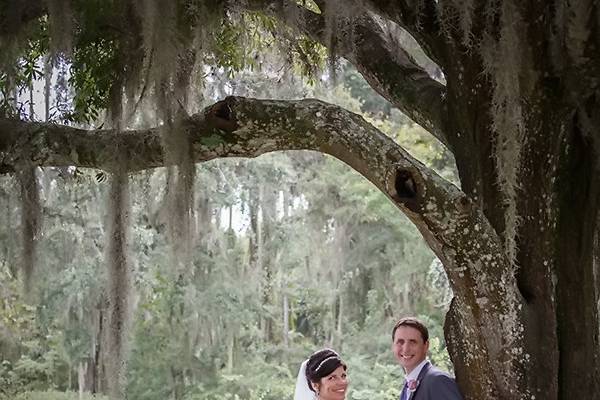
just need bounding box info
[392,326,429,374]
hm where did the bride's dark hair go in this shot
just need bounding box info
[305,348,347,392]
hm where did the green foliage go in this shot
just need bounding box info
[212,19,253,75]
[292,36,328,82]
[68,39,116,123]
[2,162,454,400]
[1,0,330,124]
[200,134,227,148]
[428,337,452,373]
[184,359,295,400]
[1,10,456,398]
[345,356,400,400]
[9,390,108,400]
[0,23,48,118]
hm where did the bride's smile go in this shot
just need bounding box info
[315,365,348,400]
[295,348,348,400]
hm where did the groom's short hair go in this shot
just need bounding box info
[392,317,429,343]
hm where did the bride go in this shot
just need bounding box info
[294,349,348,400]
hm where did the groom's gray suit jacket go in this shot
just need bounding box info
[402,361,463,400]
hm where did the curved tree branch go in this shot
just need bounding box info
[2,0,448,147]
[0,95,526,397]
[360,0,444,66]
[246,0,449,146]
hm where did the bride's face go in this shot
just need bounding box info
[314,365,348,400]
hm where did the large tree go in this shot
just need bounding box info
[2,1,600,399]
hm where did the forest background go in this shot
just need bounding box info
[0,22,456,400]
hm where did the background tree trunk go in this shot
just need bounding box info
[260,184,276,342]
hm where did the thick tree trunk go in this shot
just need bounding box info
[443,52,600,398]
[553,120,600,399]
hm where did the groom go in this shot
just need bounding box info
[392,317,463,400]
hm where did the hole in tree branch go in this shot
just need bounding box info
[392,169,421,212]
[214,102,232,120]
[395,170,417,198]
[205,97,238,132]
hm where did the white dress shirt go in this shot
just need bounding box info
[402,359,429,400]
[405,358,429,382]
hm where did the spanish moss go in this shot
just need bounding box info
[481,1,527,271]
[18,166,40,292]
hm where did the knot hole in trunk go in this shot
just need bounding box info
[392,169,420,212]
[395,170,417,198]
[206,97,238,132]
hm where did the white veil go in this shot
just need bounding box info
[294,359,317,400]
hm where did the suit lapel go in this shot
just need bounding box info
[407,361,431,400]
[399,384,407,400]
